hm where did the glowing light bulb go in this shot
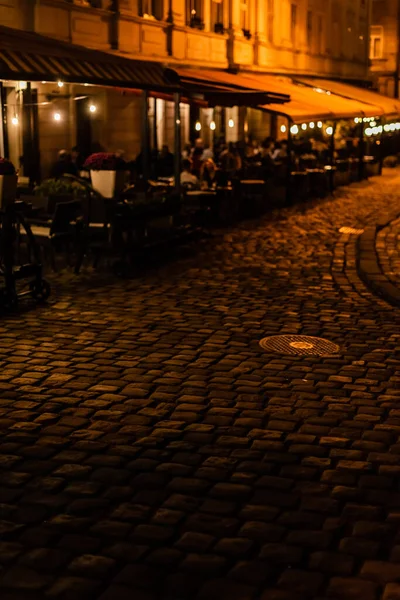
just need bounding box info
[326,126,333,136]
[89,104,97,113]
[228,119,235,128]
[290,125,299,135]
[280,125,287,133]
[57,81,64,88]
[301,123,307,131]
[309,122,315,129]
[53,112,61,122]
[195,121,201,131]
[11,116,19,126]
[210,121,216,130]
[317,121,323,128]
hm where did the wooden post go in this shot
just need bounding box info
[141,90,150,181]
[0,82,5,158]
[358,121,364,181]
[174,92,181,191]
[329,122,336,193]
[153,97,158,153]
[286,120,293,206]
[22,82,35,184]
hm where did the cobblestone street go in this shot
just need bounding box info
[1,171,400,600]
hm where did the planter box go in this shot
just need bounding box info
[90,170,125,199]
[0,174,17,208]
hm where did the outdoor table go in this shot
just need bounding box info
[364,155,379,177]
[306,168,327,198]
[215,186,235,224]
[185,190,217,227]
[239,180,267,217]
[290,171,309,203]
[324,165,337,192]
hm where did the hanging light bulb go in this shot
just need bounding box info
[228,119,235,128]
[317,121,323,128]
[280,125,287,133]
[309,122,315,129]
[89,104,97,113]
[301,123,307,131]
[53,112,61,122]
[11,115,19,126]
[57,81,64,88]
[195,121,201,131]
[210,121,216,130]
[326,126,333,136]
[290,124,299,135]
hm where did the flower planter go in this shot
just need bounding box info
[0,174,17,208]
[90,170,126,199]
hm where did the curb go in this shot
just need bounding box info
[357,211,400,308]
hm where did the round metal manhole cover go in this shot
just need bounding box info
[259,335,340,356]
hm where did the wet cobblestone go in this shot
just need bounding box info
[0,171,400,598]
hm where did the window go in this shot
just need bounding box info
[370,26,383,59]
[240,0,249,32]
[211,0,224,33]
[267,0,274,43]
[186,0,204,27]
[290,3,297,44]
[139,0,163,19]
[307,10,312,48]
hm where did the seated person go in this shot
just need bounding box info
[180,159,199,187]
[200,158,217,188]
[50,150,78,178]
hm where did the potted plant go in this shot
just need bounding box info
[0,158,17,208]
[35,178,86,213]
[84,153,127,199]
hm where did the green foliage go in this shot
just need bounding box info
[35,178,86,197]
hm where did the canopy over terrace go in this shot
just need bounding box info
[0,25,178,92]
[175,68,381,123]
[297,78,400,120]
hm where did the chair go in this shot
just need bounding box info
[22,199,82,270]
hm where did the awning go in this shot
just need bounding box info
[296,78,400,119]
[0,25,178,92]
[173,68,382,123]
[174,68,290,107]
[241,74,380,122]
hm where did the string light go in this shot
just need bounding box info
[317,121,323,128]
[309,122,315,129]
[210,121,216,130]
[53,112,61,122]
[301,123,307,130]
[280,125,287,133]
[326,126,333,135]
[228,119,235,128]
[290,125,299,135]
[195,121,201,131]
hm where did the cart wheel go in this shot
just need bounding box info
[30,279,51,302]
[0,289,18,310]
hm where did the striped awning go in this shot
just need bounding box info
[0,25,178,91]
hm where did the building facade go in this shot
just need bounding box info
[1,0,372,177]
[369,0,400,98]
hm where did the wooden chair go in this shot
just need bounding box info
[22,199,82,271]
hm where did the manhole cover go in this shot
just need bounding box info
[339,227,364,235]
[259,335,340,356]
